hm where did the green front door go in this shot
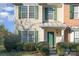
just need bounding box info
[47,32,55,48]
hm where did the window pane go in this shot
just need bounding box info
[29,6,38,19]
[35,6,38,19]
[21,31,28,42]
[74,5,79,19]
[74,39,79,43]
[74,31,79,43]
[29,31,35,42]
[48,7,54,19]
[19,5,27,19]
[29,6,34,18]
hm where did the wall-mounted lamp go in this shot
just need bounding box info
[56,29,59,34]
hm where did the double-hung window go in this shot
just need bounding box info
[19,5,38,19]
[19,5,27,19]
[21,31,38,43]
[48,7,54,19]
[74,31,79,43]
[74,5,79,19]
[70,4,79,19]
[29,6,35,18]
[29,6,38,19]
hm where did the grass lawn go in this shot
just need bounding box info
[0,45,42,56]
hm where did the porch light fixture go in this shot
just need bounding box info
[56,29,59,34]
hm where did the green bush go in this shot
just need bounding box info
[76,43,79,52]
[57,47,65,56]
[23,43,36,51]
[36,42,49,51]
[69,43,76,52]
[16,42,23,51]
[56,42,68,48]
[56,42,66,56]
[4,34,20,52]
[40,45,49,56]
[36,42,49,56]
[76,46,79,52]
[0,37,4,45]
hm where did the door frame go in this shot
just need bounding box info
[47,32,55,48]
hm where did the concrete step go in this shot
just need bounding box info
[50,48,56,51]
[50,51,56,53]
[50,52,56,54]
[49,48,57,55]
[49,51,56,52]
[50,49,56,51]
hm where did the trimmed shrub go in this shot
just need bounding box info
[4,34,20,52]
[0,37,4,45]
[36,42,49,51]
[23,43,36,51]
[16,42,23,51]
[76,46,79,52]
[4,39,17,52]
[56,47,65,56]
[36,42,49,56]
[56,42,66,56]
[74,43,79,56]
[40,45,49,56]
[56,42,68,48]
[69,43,76,52]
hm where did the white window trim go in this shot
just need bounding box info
[74,31,79,43]
[19,5,38,19]
[29,6,38,19]
[74,5,79,19]
[21,30,37,43]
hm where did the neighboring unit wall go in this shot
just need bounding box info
[64,3,79,43]
[64,3,79,27]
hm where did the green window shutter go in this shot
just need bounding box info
[45,8,48,21]
[35,31,38,44]
[70,4,74,19]
[35,6,38,19]
[54,7,57,20]
[18,6,21,19]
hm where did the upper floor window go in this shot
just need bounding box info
[45,7,57,20]
[19,5,27,19]
[70,4,79,19]
[19,5,38,19]
[74,5,79,19]
[48,8,54,19]
[29,6,35,18]
[29,6,38,19]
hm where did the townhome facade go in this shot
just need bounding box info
[14,3,66,48]
[64,3,79,43]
